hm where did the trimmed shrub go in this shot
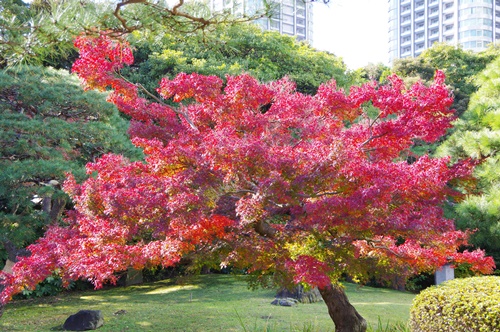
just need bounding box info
[409,276,500,332]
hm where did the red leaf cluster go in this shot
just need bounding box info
[0,34,494,303]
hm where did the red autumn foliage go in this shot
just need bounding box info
[1,34,495,310]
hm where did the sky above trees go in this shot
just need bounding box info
[313,0,388,69]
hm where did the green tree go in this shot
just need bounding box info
[123,23,352,96]
[393,43,500,118]
[0,0,274,68]
[0,0,108,68]
[437,56,500,266]
[355,62,391,84]
[0,66,141,264]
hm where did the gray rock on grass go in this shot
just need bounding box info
[63,310,104,331]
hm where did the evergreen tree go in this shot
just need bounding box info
[437,57,500,265]
[393,43,500,118]
[0,66,141,263]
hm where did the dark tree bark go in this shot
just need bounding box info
[0,282,4,319]
[319,283,367,332]
[2,239,30,263]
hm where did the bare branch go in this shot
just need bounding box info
[296,191,340,199]
[116,72,199,131]
[360,132,388,148]
[113,0,147,33]
[112,0,272,35]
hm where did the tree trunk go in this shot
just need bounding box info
[0,266,5,319]
[318,283,367,332]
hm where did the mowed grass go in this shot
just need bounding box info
[0,275,414,331]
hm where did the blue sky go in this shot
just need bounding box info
[312,0,389,70]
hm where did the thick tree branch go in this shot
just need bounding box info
[253,220,278,238]
[113,0,146,33]
[112,0,272,35]
[297,191,340,199]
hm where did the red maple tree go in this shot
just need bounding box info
[0,34,495,331]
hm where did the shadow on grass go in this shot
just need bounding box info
[76,274,264,306]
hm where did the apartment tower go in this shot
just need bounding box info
[389,0,500,63]
[210,0,313,42]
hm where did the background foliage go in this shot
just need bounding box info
[123,23,352,96]
[437,57,500,266]
[0,66,141,264]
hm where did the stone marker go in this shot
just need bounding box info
[63,310,104,331]
[435,263,454,285]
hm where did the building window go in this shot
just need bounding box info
[402,24,411,33]
[459,29,493,38]
[462,40,490,49]
[460,7,492,16]
[460,18,493,27]
[401,35,411,43]
[282,23,294,34]
[282,14,294,24]
[459,0,492,4]
[415,32,424,39]
[402,46,411,53]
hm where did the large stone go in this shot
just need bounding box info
[276,284,322,304]
[271,298,298,307]
[63,310,104,331]
[125,267,143,286]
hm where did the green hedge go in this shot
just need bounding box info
[409,276,500,332]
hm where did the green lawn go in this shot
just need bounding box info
[0,275,414,331]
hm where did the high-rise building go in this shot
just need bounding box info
[388,0,500,63]
[210,0,314,42]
